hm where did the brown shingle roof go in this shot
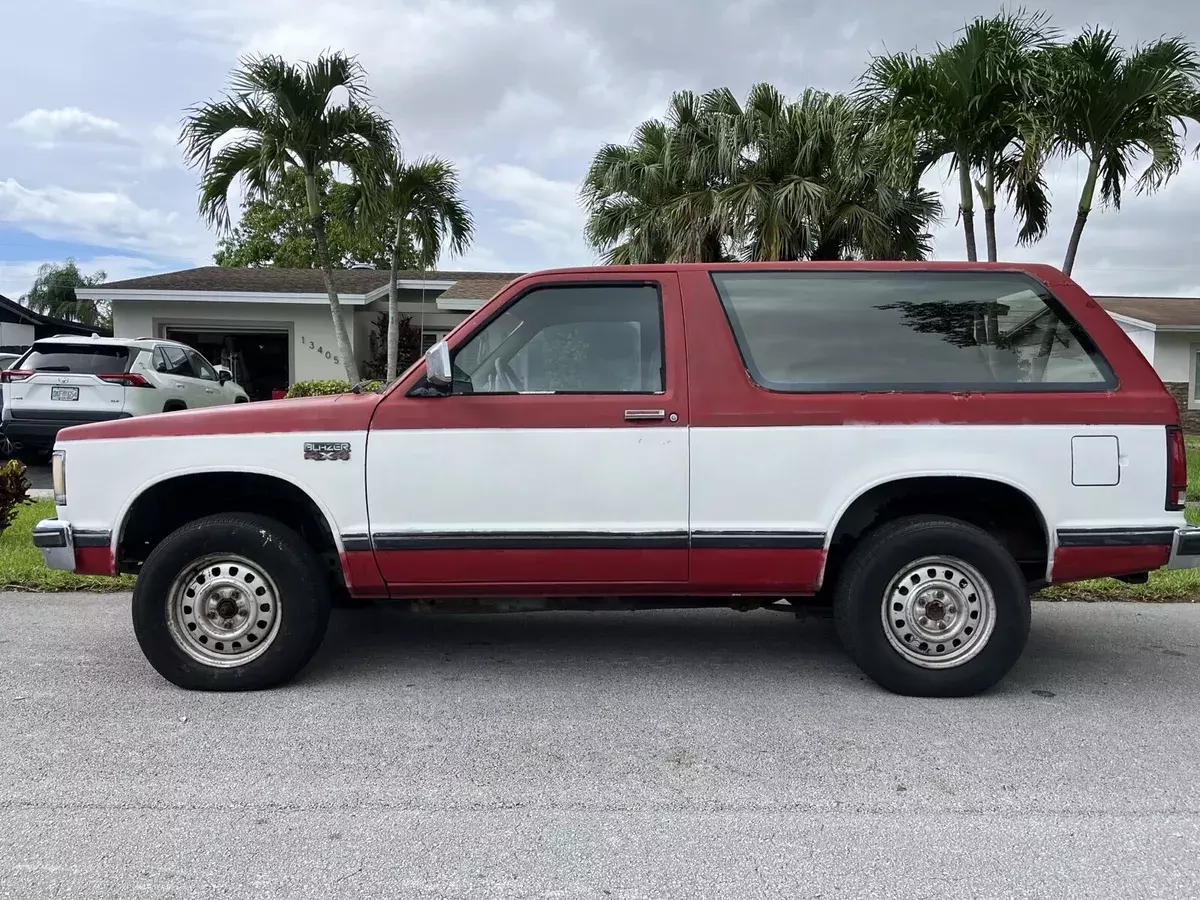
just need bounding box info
[1098,297,1200,329]
[90,266,525,298]
[438,273,521,301]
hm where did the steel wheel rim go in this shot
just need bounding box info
[165,554,281,668]
[881,555,997,669]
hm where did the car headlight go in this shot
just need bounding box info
[51,450,66,506]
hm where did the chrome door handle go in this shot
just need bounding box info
[205,388,215,393]
[624,409,666,421]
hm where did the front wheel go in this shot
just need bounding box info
[833,516,1030,697]
[132,513,331,691]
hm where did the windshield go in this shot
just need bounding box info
[18,345,133,375]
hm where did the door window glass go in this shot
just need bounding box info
[451,285,664,394]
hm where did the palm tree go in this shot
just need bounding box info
[725,86,940,261]
[860,10,1055,261]
[581,84,939,264]
[181,52,395,383]
[347,151,474,381]
[22,259,109,328]
[1028,29,1200,275]
[581,93,727,265]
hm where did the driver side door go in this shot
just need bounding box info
[365,271,690,593]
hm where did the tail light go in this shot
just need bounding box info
[98,372,154,388]
[1167,425,1187,511]
[1,370,33,383]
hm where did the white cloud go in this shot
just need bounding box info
[0,178,208,261]
[9,107,133,148]
[5,0,1200,294]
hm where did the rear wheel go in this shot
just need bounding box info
[833,516,1030,697]
[132,513,331,690]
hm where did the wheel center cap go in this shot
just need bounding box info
[925,599,947,621]
[216,598,238,618]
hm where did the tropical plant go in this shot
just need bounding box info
[181,51,396,383]
[581,84,940,264]
[858,10,1056,262]
[214,168,400,269]
[22,259,109,329]
[1026,28,1200,275]
[361,311,422,381]
[0,460,31,536]
[285,378,382,398]
[345,151,474,380]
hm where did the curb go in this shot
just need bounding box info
[28,489,53,501]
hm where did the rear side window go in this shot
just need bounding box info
[157,347,192,376]
[18,344,132,375]
[711,271,1115,392]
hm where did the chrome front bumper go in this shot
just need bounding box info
[1168,527,1200,569]
[31,519,75,571]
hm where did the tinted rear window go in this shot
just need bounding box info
[711,271,1115,392]
[19,345,133,375]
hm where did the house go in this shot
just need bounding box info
[75,267,521,399]
[1097,296,1200,431]
[0,292,113,354]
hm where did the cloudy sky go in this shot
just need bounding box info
[2,0,1199,301]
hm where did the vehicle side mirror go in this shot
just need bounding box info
[425,340,452,386]
[215,366,232,385]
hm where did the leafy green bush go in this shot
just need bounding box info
[0,459,32,536]
[285,379,382,398]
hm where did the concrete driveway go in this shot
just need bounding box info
[1,595,1198,899]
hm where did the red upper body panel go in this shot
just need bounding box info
[55,261,1179,441]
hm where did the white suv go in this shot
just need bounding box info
[1,336,248,459]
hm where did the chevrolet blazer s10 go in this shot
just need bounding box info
[31,262,1200,696]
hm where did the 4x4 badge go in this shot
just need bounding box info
[304,441,350,461]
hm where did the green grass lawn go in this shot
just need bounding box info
[1187,436,1200,502]
[2,499,1199,600]
[1,501,134,592]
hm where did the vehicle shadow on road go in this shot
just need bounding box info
[303,604,859,688]
[295,602,1188,696]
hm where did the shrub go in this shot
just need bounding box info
[362,312,421,381]
[285,379,382,398]
[0,459,32,535]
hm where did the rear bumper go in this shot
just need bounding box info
[1168,527,1200,569]
[31,519,114,574]
[1,410,131,449]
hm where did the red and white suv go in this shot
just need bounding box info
[31,262,1200,696]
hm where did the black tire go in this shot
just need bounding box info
[132,513,331,691]
[833,516,1030,698]
[162,401,187,413]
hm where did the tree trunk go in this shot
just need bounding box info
[306,172,359,384]
[1062,157,1099,277]
[958,159,978,262]
[982,161,997,262]
[385,220,402,383]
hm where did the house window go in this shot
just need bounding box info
[421,331,445,354]
[1191,344,1200,408]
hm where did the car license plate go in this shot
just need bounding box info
[50,387,79,401]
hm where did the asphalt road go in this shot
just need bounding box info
[1,595,1198,899]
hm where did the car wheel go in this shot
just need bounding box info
[132,513,331,691]
[833,515,1030,698]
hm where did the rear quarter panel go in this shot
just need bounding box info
[679,263,1185,586]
